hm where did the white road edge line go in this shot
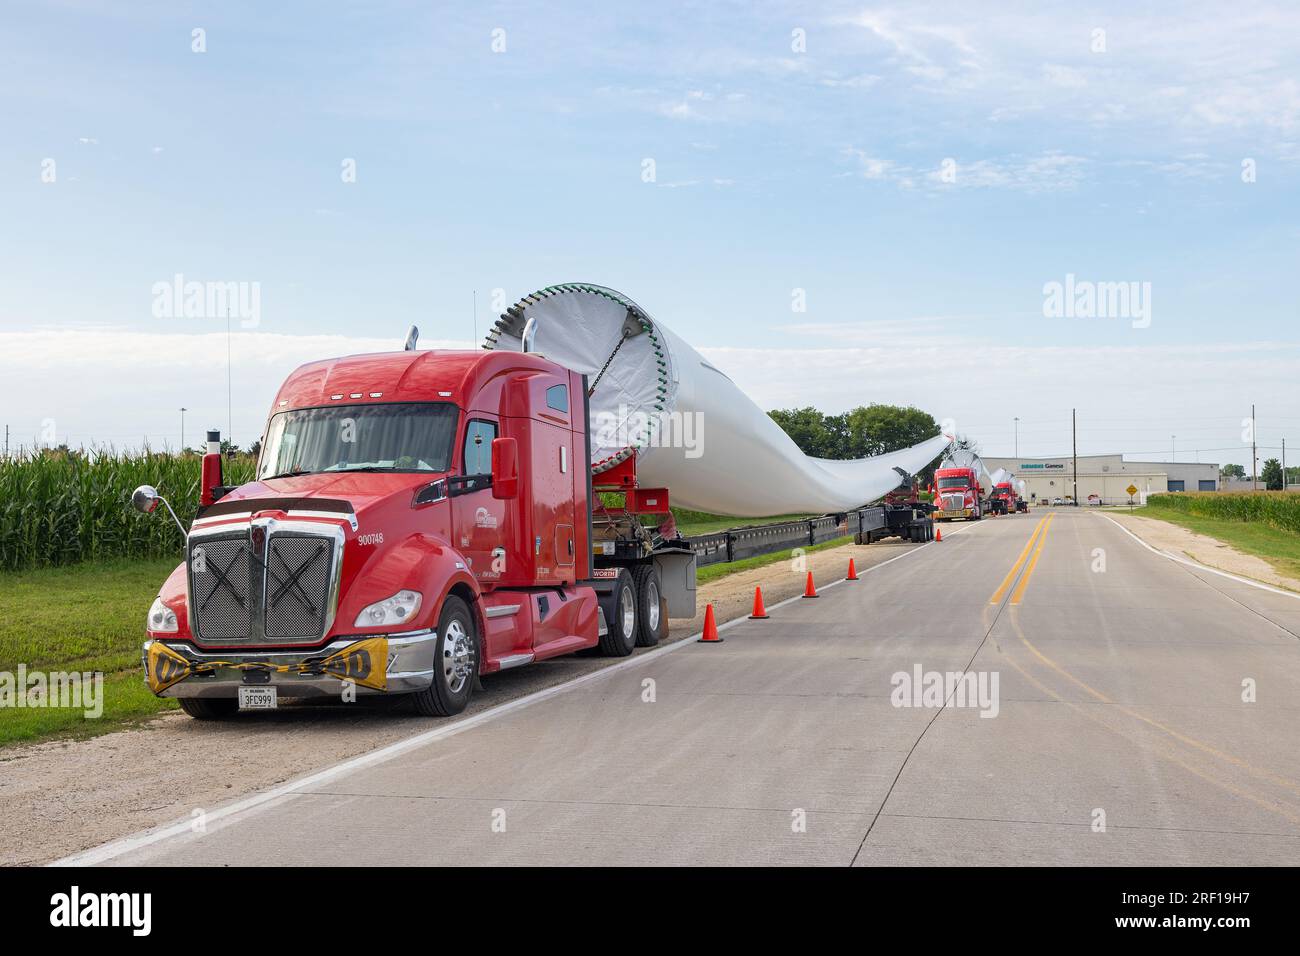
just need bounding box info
[53,538,936,867]
[1099,512,1300,602]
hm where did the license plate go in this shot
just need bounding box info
[238,686,278,710]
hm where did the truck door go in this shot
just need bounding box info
[450,417,510,586]
[530,381,577,586]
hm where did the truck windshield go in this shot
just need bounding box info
[937,477,969,490]
[258,403,458,479]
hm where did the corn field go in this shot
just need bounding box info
[0,449,256,572]
[1146,490,1300,535]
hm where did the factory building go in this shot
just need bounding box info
[980,455,1219,504]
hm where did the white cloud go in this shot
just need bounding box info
[0,329,472,450]
[5,327,1292,461]
[844,147,1088,191]
[700,338,1300,457]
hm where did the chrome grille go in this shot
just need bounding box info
[189,524,339,645]
[263,534,334,641]
[941,495,966,512]
[189,534,253,642]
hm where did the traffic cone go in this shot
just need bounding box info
[935,526,942,542]
[846,558,859,581]
[697,603,723,643]
[748,586,769,619]
[803,571,819,598]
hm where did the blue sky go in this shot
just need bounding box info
[3,0,1299,467]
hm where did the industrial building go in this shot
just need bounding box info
[980,454,1219,504]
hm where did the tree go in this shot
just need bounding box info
[1261,458,1284,491]
[767,407,832,458]
[843,404,940,458]
[768,404,942,478]
[1221,463,1246,480]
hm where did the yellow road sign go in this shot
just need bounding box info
[1126,484,1138,496]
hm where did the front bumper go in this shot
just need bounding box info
[937,509,971,520]
[142,630,438,699]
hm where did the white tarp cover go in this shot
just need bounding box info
[485,284,950,516]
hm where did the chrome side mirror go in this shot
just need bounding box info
[131,484,187,538]
[131,485,161,514]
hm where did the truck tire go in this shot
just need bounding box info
[178,697,239,720]
[412,595,477,717]
[632,565,666,647]
[598,568,638,657]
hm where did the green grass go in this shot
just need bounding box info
[1126,506,1300,584]
[0,557,180,746]
[696,534,857,584]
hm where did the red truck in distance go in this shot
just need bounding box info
[132,346,697,720]
[932,465,985,521]
[989,481,1016,515]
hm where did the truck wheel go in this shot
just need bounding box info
[412,595,477,717]
[632,565,666,647]
[178,697,239,720]
[598,568,638,657]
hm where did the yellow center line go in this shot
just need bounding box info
[988,514,1050,605]
[1009,513,1054,605]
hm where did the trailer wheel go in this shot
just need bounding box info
[412,595,477,717]
[598,568,638,657]
[178,697,239,720]
[632,565,666,647]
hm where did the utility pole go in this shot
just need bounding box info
[1171,434,1175,462]
[180,407,188,454]
[1072,408,1078,506]
[3,424,7,460]
[472,290,478,346]
[1284,437,1288,491]
[1252,403,1258,492]
[1014,417,1019,458]
[227,314,233,450]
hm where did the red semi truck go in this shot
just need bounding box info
[932,465,985,521]
[133,347,697,719]
[989,481,1016,515]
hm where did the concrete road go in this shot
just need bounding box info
[84,508,1300,865]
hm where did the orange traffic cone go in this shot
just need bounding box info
[846,558,859,581]
[803,571,819,598]
[748,586,770,619]
[935,526,942,542]
[697,603,723,643]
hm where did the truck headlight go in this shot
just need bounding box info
[354,590,422,629]
[147,596,178,633]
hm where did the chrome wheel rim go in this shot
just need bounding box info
[620,585,636,638]
[646,580,660,633]
[441,619,473,694]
